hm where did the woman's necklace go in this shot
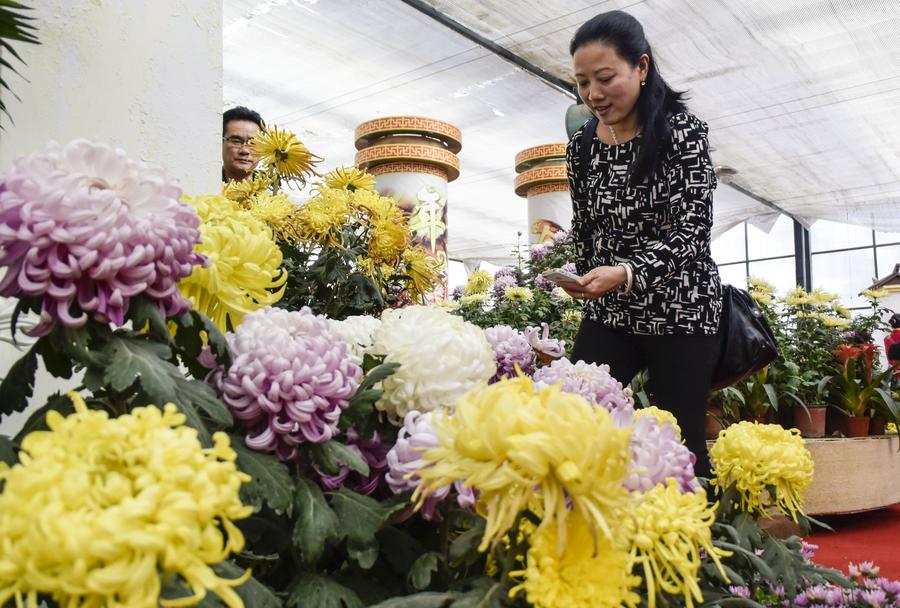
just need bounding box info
[607,124,620,145]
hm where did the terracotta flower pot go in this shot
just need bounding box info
[870,415,886,436]
[705,407,725,440]
[793,407,827,438]
[846,415,871,437]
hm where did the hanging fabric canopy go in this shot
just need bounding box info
[224,0,900,265]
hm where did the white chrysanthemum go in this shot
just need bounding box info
[328,315,382,367]
[369,305,496,420]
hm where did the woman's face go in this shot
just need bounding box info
[573,41,648,127]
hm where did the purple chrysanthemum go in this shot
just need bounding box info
[532,358,634,426]
[529,243,549,262]
[0,140,204,335]
[534,274,554,291]
[801,541,819,560]
[204,306,363,461]
[385,411,475,520]
[492,274,518,297]
[728,586,751,599]
[523,322,565,360]
[494,267,517,280]
[560,262,577,274]
[552,229,569,244]
[451,285,465,301]
[626,415,700,493]
[484,325,536,382]
[315,428,389,495]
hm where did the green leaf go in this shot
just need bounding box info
[13,392,76,443]
[293,478,342,565]
[286,572,363,608]
[0,435,17,466]
[128,295,171,343]
[307,440,370,476]
[449,520,486,566]
[408,552,441,591]
[174,310,231,368]
[231,437,294,516]
[716,541,778,582]
[0,341,38,415]
[369,594,457,608]
[328,489,407,569]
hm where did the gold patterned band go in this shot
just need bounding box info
[356,143,461,182]
[355,116,462,154]
[514,143,567,173]
[368,162,449,180]
[526,182,569,197]
[514,165,568,197]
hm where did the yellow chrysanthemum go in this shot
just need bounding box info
[356,255,397,284]
[368,216,410,263]
[0,393,253,608]
[746,276,775,294]
[821,315,851,328]
[562,309,583,324]
[402,246,441,301]
[324,166,376,192]
[251,126,320,184]
[510,513,641,608]
[781,287,811,306]
[554,288,573,302]
[295,189,353,247]
[810,288,839,306]
[887,422,898,434]
[222,172,273,205]
[751,291,774,307]
[626,480,729,608]
[432,300,459,311]
[414,377,634,552]
[862,288,889,301]
[634,406,682,440]
[180,195,287,331]
[242,191,303,243]
[351,189,408,226]
[459,293,489,307]
[832,303,852,319]
[464,270,493,295]
[504,286,534,303]
[710,422,814,521]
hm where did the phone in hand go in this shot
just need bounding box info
[540,268,581,285]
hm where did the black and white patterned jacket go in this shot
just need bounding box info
[566,111,722,335]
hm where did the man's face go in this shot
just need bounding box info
[222,119,261,181]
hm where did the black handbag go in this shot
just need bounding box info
[710,285,780,390]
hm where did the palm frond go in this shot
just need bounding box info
[0,0,39,126]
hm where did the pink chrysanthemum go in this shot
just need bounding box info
[204,306,362,461]
[315,428,389,496]
[385,411,475,520]
[626,415,700,493]
[0,140,204,335]
[484,325,536,382]
[532,357,635,426]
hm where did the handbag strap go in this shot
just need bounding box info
[578,116,598,186]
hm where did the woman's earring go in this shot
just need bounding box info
[640,80,646,87]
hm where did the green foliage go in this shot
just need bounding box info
[231,438,295,516]
[0,0,40,124]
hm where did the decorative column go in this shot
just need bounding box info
[355,117,461,298]
[513,144,572,244]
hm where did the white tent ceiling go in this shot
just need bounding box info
[224,0,900,264]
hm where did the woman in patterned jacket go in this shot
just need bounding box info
[556,10,722,478]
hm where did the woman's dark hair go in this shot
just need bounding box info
[890,313,900,329]
[223,106,265,134]
[570,11,686,184]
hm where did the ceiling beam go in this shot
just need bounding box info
[722,181,802,224]
[398,0,576,98]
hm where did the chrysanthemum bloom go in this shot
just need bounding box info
[368,216,410,264]
[251,126,321,185]
[552,229,569,244]
[205,307,362,461]
[504,286,534,303]
[710,422,814,521]
[810,288,839,306]
[862,288,889,301]
[750,290,774,307]
[510,512,641,608]
[315,428,389,496]
[240,190,303,243]
[832,302,852,319]
[385,411,475,519]
[368,306,496,420]
[534,274,555,291]
[401,246,441,301]
[459,293,489,307]
[533,358,635,427]
[450,285,465,300]
[529,243,549,261]
[523,322,566,360]
[222,172,273,205]
[464,270,493,295]
[0,393,252,608]
[493,274,518,297]
[494,267,517,280]
[561,262,577,274]
[414,377,634,551]
[327,314,381,367]
[324,166,376,192]
[179,195,286,331]
[634,406,683,440]
[484,325,536,382]
[0,140,204,335]
[821,315,851,328]
[295,188,353,247]
[549,286,572,301]
[626,416,699,493]
[625,479,728,608]
[746,276,775,294]
[781,287,812,306]
[431,300,459,311]
[561,309,582,324]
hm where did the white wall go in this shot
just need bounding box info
[0,0,223,436]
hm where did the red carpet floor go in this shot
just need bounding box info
[807,503,900,579]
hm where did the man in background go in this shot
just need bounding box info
[222,106,264,182]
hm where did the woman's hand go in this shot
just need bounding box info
[559,266,627,300]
